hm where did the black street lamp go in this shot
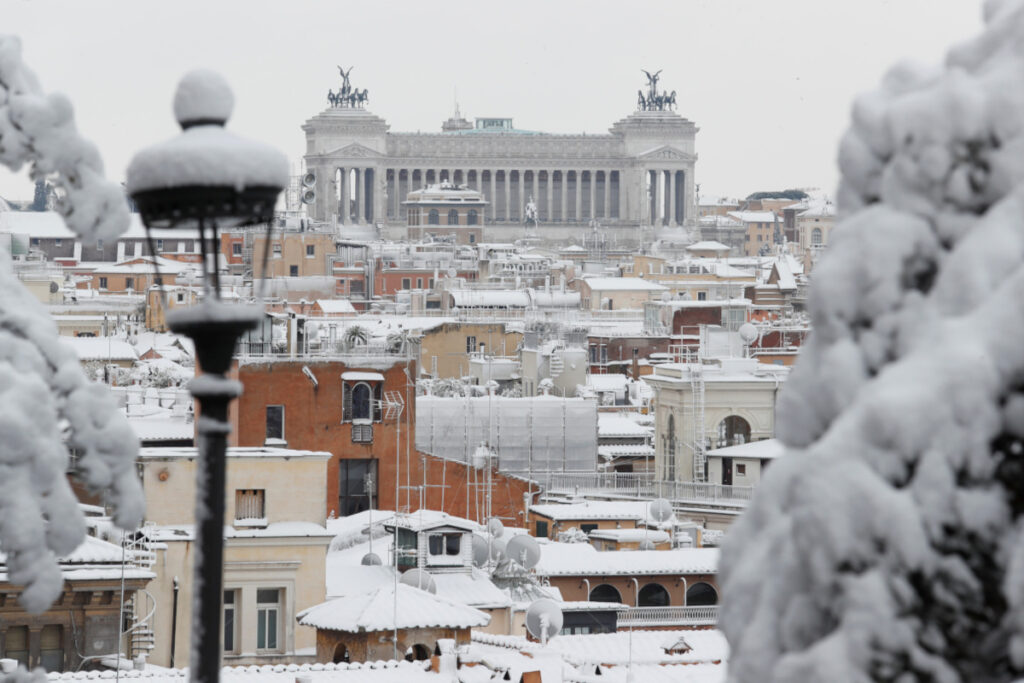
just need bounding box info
[126,70,287,683]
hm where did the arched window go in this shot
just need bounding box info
[448,209,459,226]
[638,583,671,607]
[589,584,622,603]
[352,383,372,421]
[428,209,439,225]
[811,227,823,245]
[467,209,478,226]
[717,415,751,448]
[686,582,718,606]
[665,414,676,481]
[406,644,432,661]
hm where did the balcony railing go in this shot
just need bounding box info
[539,471,754,506]
[617,605,718,628]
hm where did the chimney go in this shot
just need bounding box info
[632,347,640,380]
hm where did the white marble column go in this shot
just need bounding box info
[489,171,497,222]
[546,170,554,223]
[505,171,512,222]
[356,168,364,224]
[575,171,582,222]
[589,170,596,221]
[669,170,678,227]
[559,172,567,222]
[603,170,612,220]
[532,170,539,208]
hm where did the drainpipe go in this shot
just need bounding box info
[630,577,640,606]
[581,579,591,601]
[679,576,688,606]
[169,577,179,669]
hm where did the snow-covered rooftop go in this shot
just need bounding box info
[706,438,784,460]
[298,583,490,632]
[534,542,718,576]
[580,277,668,291]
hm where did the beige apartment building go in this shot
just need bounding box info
[252,231,336,279]
[139,446,332,668]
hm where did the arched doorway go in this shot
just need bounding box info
[638,583,670,607]
[405,644,431,661]
[589,584,622,603]
[332,642,349,663]
[686,582,718,606]
[717,415,751,448]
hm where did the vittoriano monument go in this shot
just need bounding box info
[638,68,677,112]
[328,65,369,109]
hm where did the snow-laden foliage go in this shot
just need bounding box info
[721,2,1024,681]
[0,35,130,244]
[0,35,141,615]
[0,246,144,613]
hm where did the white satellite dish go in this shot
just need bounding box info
[361,552,382,566]
[738,322,759,344]
[489,537,507,562]
[638,539,656,551]
[525,599,563,644]
[400,569,437,594]
[471,535,490,567]
[447,267,457,278]
[649,498,673,523]
[505,535,541,569]
[487,518,505,538]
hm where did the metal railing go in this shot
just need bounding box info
[617,605,718,627]
[540,471,754,505]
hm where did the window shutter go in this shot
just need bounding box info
[373,383,383,422]
[342,382,352,422]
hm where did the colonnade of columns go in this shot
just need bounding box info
[378,168,623,225]
[330,167,376,226]
[647,169,686,227]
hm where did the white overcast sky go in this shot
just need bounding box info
[2,0,983,203]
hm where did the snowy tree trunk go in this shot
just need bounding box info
[720,2,1024,681]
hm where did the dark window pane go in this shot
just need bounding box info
[352,384,371,420]
[257,589,279,603]
[445,534,460,555]
[266,405,284,440]
[429,535,443,555]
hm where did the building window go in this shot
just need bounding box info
[125,277,134,290]
[289,265,299,277]
[666,414,676,481]
[535,520,548,538]
[97,239,104,250]
[306,244,315,257]
[429,533,462,556]
[266,405,284,442]
[447,209,459,225]
[811,227,823,245]
[697,291,707,301]
[156,239,164,251]
[4,626,29,667]
[339,458,378,515]
[467,209,478,226]
[99,277,108,289]
[177,292,185,303]
[223,590,239,654]
[235,489,265,521]
[428,209,439,225]
[468,233,476,243]
[232,242,242,256]
[686,582,718,606]
[580,524,598,535]
[416,278,423,289]
[343,381,382,422]
[402,277,411,290]
[256,589,281,651]
[54,239,62,247]
[39,625,63,672]
[351,423,373,443]
[736,463,747,476]
[272,243,282,258]
[428,278,434,288]
[466,335,477,354]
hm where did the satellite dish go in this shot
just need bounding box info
[49,281,59,294]
[738,323,758,344]
[660,291,671,302]
[487,518,505,538]
[447,267,457,278]
[489,537,507,562]
[361,552,382,566]
[649,498,673,523]
[505,535,541,569]
[525,599,563,644]
[471,535,490,568]
[400,569,437,594]
[638,539,656,551]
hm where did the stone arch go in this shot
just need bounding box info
[686,581,718,606]
[716,415,751,448]
[589,583,622,603]
[332,642,350,663]
[638,582,670,607]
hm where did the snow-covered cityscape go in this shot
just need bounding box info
[4,1,1024,682]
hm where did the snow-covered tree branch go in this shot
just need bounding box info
[720,1,1024,680]
[0,34,143,615]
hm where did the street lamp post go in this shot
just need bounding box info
[127,70,287,683]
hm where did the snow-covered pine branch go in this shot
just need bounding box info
[0,35,142,615]
[0,35,130,244]
[720,1,1024,680]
